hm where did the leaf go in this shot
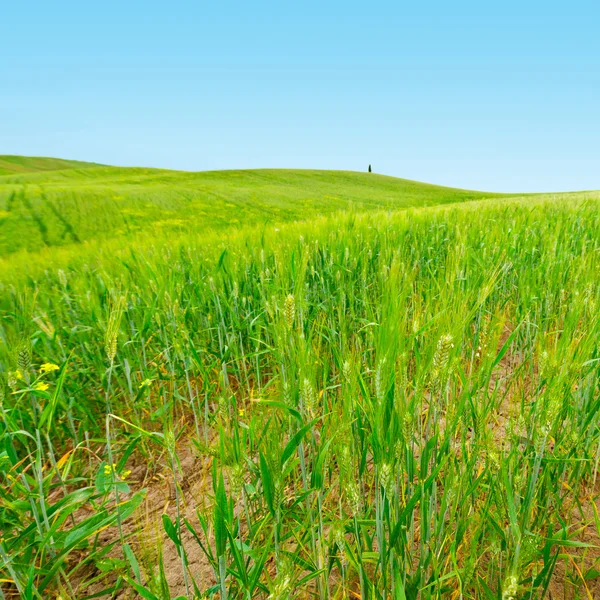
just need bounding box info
[39,351,73,431]
[585,569,600,580]
[257,400,302,422]
[122,577,161,600]
[217,249,228,270]
[311,435,337,489]
[259,452,275,515]
[492,323,522,370]
[123,543,141,584]
[395,577,407,600]
[162,514,181,548]
[108,414,165,444]
[362,551,380,563]
[226,529,249,588]
[117,435,141,472]
[281,417,320,467]
[213,469,228,557]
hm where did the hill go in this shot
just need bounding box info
[0,155,104,176]
[0,159,508,256]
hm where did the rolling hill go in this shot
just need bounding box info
[0,156,509,256]
[0,155,104,176]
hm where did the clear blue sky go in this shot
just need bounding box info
[2,1,599,192]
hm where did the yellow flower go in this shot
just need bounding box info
[34,382,49,391]
[40,362,60,374]
[238,408,245,417]
[15,370,24,381]
[139,378,153,389]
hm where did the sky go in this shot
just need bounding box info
[1,1,599,192]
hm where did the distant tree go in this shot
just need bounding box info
[368,164,372,173]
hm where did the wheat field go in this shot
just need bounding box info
[2,158,600,599]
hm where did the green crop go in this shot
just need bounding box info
[0,160,512,257]
[1,161,600,599]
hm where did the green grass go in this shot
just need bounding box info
[0,155,104,176]
[2,157,600,599]
[0,158,512,256]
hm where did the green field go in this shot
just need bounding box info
[0,155,105,176]
[0,157,514,257]
[2,157,600,599]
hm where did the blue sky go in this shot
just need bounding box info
[1,1,599,192]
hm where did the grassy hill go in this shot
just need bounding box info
[0,155,104,176]
[0,157,510,256]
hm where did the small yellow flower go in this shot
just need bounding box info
[139,378,153,389]
[15,370,24,381]
[40,362,60,374]
[122,469,132,478]
[34,382,49,392]
[238,408,245,417]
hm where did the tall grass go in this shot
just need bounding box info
[2,195,600,598]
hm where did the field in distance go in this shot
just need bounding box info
[0,155,515,256]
